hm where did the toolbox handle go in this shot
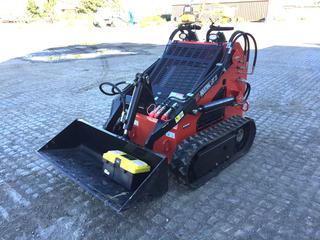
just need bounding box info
[115,158,121,168]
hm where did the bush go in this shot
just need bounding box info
[139,15,166,28]
[27,0,41,17]
[78,0,123,13]
[78,0,107,13]
[27,0,57,18]
[44,0,57,15]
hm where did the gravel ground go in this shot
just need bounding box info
[0,22,320,240]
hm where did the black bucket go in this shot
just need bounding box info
[38,119,168,212]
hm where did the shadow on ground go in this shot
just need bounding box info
[22,43,164,63]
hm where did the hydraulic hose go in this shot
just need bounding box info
[99,81,131,113]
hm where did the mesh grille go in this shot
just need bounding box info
[150,41,222,102]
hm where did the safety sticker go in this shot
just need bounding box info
[104,169,111,175]
[175,111,184,123]
[166,131,175,139]
[134,120,139,126]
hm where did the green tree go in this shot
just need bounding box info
[27,0,41,17]
[44,0,58,14]
[27,0,58,18]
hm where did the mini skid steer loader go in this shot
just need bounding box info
[39,22,257,211]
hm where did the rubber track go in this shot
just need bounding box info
[171,116,251,184]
